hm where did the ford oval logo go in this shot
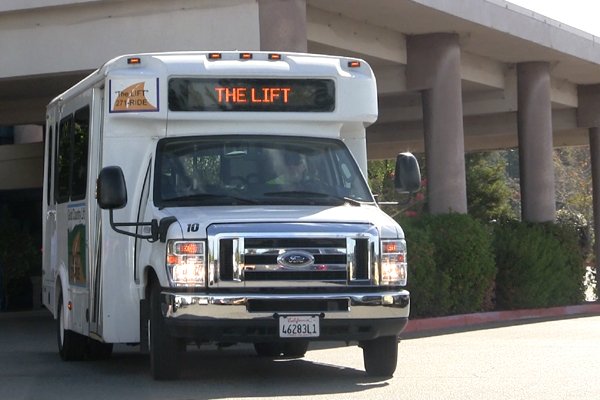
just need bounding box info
[277,250,315,269]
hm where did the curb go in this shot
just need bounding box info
[403,302,600,334]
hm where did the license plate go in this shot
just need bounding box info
[279,315,320,338]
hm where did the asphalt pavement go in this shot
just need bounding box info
[1,307,599,400]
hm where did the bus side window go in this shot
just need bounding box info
[71,106,90,201]
[54,105,90,203]
[46,125,54,206]
[55,116,72,204]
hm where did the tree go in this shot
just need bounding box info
[465,152,515,222]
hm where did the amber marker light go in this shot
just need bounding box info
[348,60,361,68]
[268,53,282,60]
[208,53,222,60]
[167,254,179,265]
[176,242,201,255]
[240,53,253,60]
[383,241,398,253]
[127,57,142,65]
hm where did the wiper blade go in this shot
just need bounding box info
[263,191,362,206]
[163,193,258,205]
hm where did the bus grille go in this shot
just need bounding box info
[207,223,378,287]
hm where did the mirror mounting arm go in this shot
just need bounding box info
[108,210,159,242]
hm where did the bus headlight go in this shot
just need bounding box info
[166,240,206,287]
[381,239,407,286]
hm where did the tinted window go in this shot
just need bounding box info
[54,106,90,204]
[154,135,373,208]
[56,116,72,204]
[71,107,90,200]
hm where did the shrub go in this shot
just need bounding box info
[401,218,448,318]
[493,220,585,310]
[399,213,497,316]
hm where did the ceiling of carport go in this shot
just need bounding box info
[306,0,600,158]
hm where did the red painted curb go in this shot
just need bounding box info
[403,303,600,334]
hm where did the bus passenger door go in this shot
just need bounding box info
[89,89,103,337]
[42,119,58,314]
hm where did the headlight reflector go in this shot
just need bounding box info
[167,240,206,287]
[381,239,407,286]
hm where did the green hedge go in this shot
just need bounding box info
[399,214,587,317]
[493,220,585,310]
[400,213,496,317]
[401,218,446,317]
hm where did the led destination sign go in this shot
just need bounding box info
[169,78,335,112]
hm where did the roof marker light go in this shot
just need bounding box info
[348,60,361,68]
[240,53,253,60]
[208,53,222,60]
[127,57,142,65]
[268,53,282,60]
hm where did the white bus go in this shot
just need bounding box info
[42,51,420,380]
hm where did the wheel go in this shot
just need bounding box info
[57,292,86,361]
[149,282,180,380]
[361,336,399,377]
[254,342,283,357]
[282,341,309,358]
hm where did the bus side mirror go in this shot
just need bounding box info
[96,166,159,241]
[97,166,128,209]
[394,152,421,193]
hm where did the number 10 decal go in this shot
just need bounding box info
[187,223,199,232]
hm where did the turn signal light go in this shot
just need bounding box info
[175,242,202,255]
[381,240,407,286]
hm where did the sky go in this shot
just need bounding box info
[507,0,600,36]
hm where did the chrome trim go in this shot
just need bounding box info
[232,237,243,282]
[207,222,381,288]
[347,237,356,281]
[162,289,410,320]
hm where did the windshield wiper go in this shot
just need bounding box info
[263,190,362,206]
[162,193,258,206]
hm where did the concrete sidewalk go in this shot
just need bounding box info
[404,302,600,335]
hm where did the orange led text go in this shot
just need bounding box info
[214,87,292,104]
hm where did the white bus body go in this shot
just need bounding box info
[42,51,419,379]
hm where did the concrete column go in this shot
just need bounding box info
[407,33,467,214]
[517,62,555,222]
[258,0,307,52]
[589,128,600,300]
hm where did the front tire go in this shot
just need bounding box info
[361,336,399,377]
[57,292,86,361]
[149,282,180,380]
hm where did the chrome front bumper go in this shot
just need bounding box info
[162,290,410,320]
[161,290,410,342]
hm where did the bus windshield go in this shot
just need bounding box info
[154,135,373,207]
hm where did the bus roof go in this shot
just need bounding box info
[48,51,377,124]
